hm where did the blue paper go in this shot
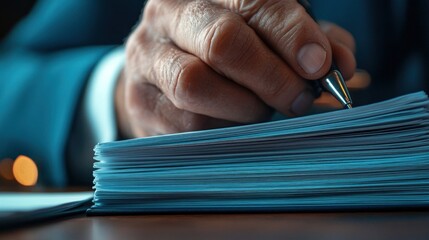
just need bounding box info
[89,92,429,214]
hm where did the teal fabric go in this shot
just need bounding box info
[0,0,143,186]
[0,47,111,186]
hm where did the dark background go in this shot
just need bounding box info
[0,1,35,40]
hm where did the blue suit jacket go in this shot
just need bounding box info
[0,0,143,186]
[1,0,428,186]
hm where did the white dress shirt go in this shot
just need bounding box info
[67,47,124,184]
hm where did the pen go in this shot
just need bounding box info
[298,0,353,109]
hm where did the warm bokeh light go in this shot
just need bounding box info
[0,157,15,181]
[12,155,38,186]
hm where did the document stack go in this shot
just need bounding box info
[89,92,429,214]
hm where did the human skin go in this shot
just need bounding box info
[116,0,356,138]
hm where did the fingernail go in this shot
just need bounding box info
[297,43,326,74]
[291,91,314,116]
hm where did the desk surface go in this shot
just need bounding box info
[2,211,429,240]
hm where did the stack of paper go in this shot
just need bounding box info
[89,92,429,214]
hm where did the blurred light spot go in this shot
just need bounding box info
[13,155,38,186]
[0,158,15,180]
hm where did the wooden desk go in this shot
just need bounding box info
[2,211,429,240]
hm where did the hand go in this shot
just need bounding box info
[116,0,357,138]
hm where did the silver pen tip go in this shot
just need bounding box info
[345,103,353,109]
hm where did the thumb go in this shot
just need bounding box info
[212,0,332,80]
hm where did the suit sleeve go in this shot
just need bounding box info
[0,0,143,186]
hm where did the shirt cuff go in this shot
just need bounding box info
[85,47,125,144]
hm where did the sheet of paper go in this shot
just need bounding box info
[0,192,93,229]
[0,192,93,212]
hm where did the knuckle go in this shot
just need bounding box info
[278,11,307,50]
[233,0,266,20]
[248,1,312,53]
[203,14,246,65]
[144,0,172,21]
[143,0,157,20]
[124,36,142,76]
[124,35,138,64]
[172,59,204,111]
[125,28,152,79]
[125,31,143,55]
